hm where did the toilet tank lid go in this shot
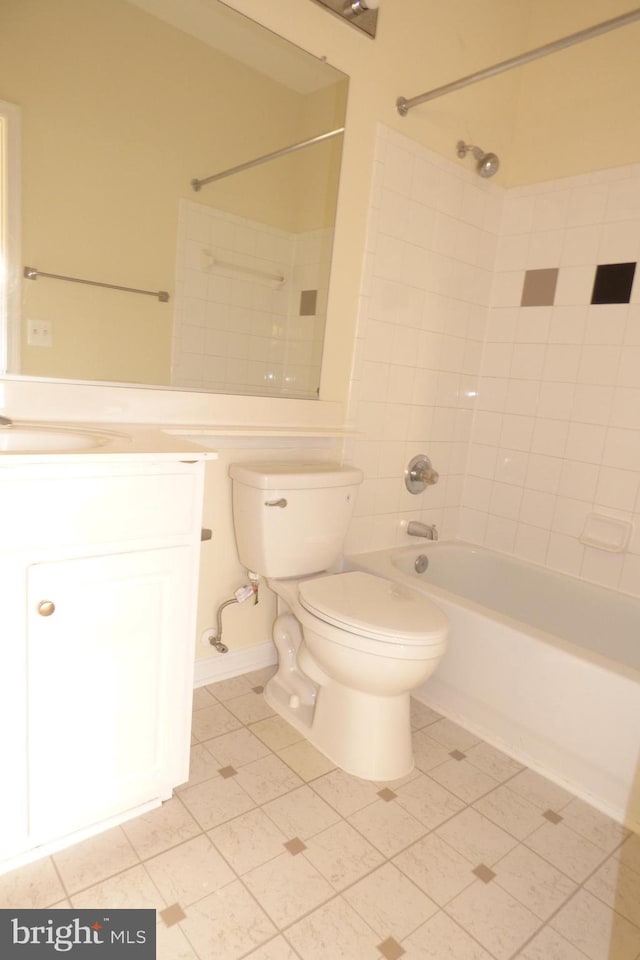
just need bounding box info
[229,460,363,490]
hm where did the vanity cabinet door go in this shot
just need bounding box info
[0,559,28,861]
[26,545,194,845]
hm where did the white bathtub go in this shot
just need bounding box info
[348,541,640,831]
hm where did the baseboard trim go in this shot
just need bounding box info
[194,641,277,687]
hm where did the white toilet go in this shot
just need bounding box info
[229,460,449,781]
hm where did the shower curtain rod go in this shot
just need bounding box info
[191,127,344,191]
[397,6,640,116]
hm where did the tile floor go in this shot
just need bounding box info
[1,667,640,960]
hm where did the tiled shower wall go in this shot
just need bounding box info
[346,126,640,598]
[172,201,327,397]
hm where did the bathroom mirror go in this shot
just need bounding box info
[0,0,348,399]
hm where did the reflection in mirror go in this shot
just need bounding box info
[0,0,348,399]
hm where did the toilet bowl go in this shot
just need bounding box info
[229,461,449,781]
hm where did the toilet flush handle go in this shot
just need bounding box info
[265,498,287,508]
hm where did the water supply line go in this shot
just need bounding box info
[209,574,259,653]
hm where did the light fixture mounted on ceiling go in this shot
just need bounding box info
[309,0,380,38]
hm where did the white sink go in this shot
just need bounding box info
[0,423,122,452]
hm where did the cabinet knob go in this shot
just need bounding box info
[37,600,56,617]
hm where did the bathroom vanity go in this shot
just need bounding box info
[0,424,212,871]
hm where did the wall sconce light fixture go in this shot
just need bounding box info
[309,0,380,38]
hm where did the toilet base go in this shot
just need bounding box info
[264,672,414,782]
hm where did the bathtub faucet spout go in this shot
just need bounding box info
[407,520,438,540]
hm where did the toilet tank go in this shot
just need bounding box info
[229,461,363,578]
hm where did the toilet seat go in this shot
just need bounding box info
[298,571,447,644]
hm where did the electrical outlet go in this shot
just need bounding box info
[27,319,53,347]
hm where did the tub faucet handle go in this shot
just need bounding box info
[405,454,439,494]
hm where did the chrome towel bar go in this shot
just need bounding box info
[24,266,170,302]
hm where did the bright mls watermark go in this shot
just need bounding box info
[0,909,156,957]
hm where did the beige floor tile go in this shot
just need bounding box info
[393,833,476,906]
[156,921,199,960]
[285,896,381,960]
[560,796,630,853]
[507,768,575,812]
[0,855,65,908]
[243,936,302,959]
[179,773,255,830]
[243,851,334,927]
[524,821,609,883]
[234,754,303,804]
[517,924,591,960]
[311,768,380,817]
[404,909,494,960]
[348,798,427,858]
[585,856,640,927]
[203,727,272,768]
[144,834,235,906]
[493,843,577,919]
[205,674,254,702]
[473,783,547,839]
[53,826,139,895]
[394,772,465,828]
[410,698,442,730]
[412,730,453,771]
[302,820,384,890]
[550,889,640,960]
[175,743,222,791]
[191,702,243,741]
[262,785,342,840]
[70,863,166,910]
[243,666,277,687]
[343,862,438,940]
[426,718,481,752]
[249,715,305,751]
[276,739,335,781]
[192,686,217,710]
[428,758,500,804]
[435,807,518,866]
[617,831,640,875]
[447,878,542,960]
[225,691,276,724]
[122,797,201,860]
[208,808,288,875]
[179,879,276,960]
[463,741,524,782]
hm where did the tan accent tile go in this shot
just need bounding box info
[473,864,496,883]
[122,797,201,860]
[276,739,335,781]
[234,754,303,804]
[225,690,275,724]
[543,809,563,824]
[218,765,237,779]
[450,750,466,761]
[394,833,476,906]
[525,821,608,883]
[53,826,139,895]
[463,741,524,782]
[426,718,481,752]
[378,936,406,960]
[180,879,276,959]
[191,702,243,741]
[348,798,426,858]
[494,845,576,920]
[550,888,640,960]
[474,784,547,840]
[428,757,500,804]
[209,808,288,875]
[174,742,221,791]
[179,772,255,830]
[204,727,272,768]
[252,685,265,694]
[145,835,235,907]
[160,902,186,927]
[70,864,166,910]
[405,910,494,960]
[378,788,397,802]
[286,896,381,960]
[521,268,559,307]
[343,863,438,941]
[395,773,465,829]
[303,820,384,890]
[311,767,380,817]
[0,856,65,908]
[250,715,305,751]
[243,851,334,927]
[284,837,307,856]
[263,785,341,840]
[447,879,541,960]
[435,808,517,867]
